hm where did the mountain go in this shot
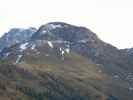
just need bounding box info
[121,48,133,56]
[30,22,133,79]
[0,27,36,52]
[0,22,133,100]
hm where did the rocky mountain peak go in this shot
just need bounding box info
[0,27,37,51]
[31,22,98,43]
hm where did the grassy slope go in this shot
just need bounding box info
[17,49,133,100]
[0,45,133,100]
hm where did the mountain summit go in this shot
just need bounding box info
[31,22,97,42]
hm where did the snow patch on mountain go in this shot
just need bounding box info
[61,49,65,60]
[48,41,54,48]
[31,44,36,50]
[42,30,47,34]
[78,39,89,43]
[20,42,29,51]
[47,24,62,30]
[60,48,65,55]
[45,54,49,57]
[3,52,11,58]
[15,55,23,64]
[61,50,65,55]
[65,48,70,53]
[59,46,70,55]
[113,75,119,79]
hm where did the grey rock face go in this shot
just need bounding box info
[122,48,133,55]
[31,22,98,42]
[0,27,36,51]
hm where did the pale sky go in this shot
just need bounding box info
[0,0,133,49]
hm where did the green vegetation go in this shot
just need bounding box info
[0,45,132,100]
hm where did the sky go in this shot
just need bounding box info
[0,0,133,49]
